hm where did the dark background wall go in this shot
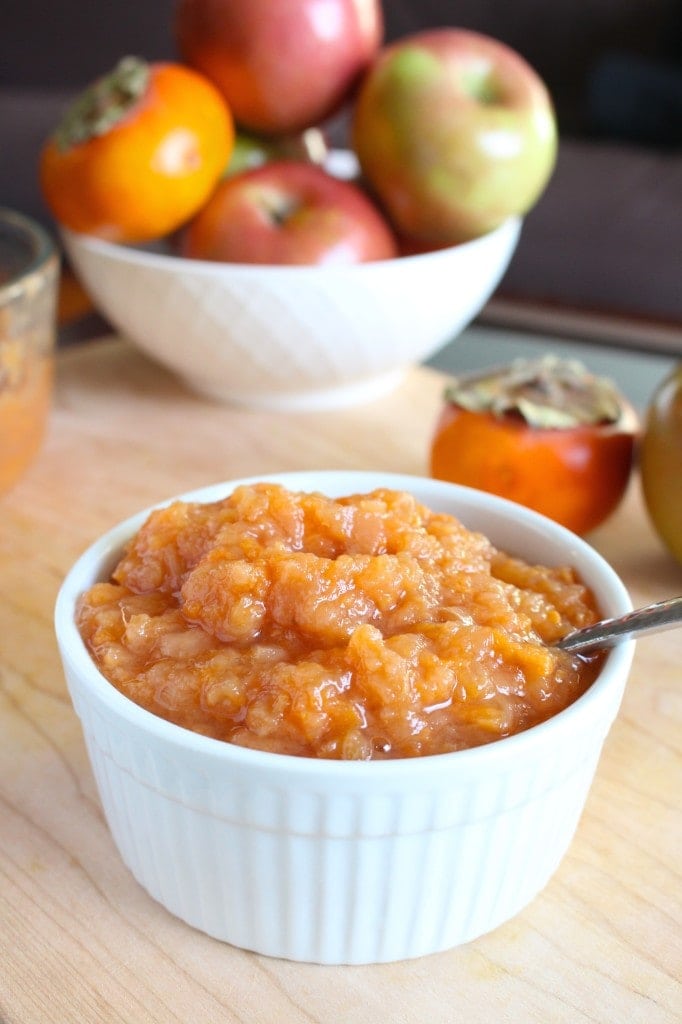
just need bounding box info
[2,0,676,127]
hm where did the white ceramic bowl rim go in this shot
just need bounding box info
[55,471,634,781]
[61,214,522,277]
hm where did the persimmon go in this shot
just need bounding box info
[40,57,234,243]
[429,358,638,535]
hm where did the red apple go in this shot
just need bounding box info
[352,28,558,244]
[179,161,398,265]
[175,0,383,135]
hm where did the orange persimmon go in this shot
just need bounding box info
[40,57,234,243]
[429,358,638,535]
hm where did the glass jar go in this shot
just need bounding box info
[0,208,59,494]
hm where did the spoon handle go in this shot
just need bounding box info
[556,595,682,653]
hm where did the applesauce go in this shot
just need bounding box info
[76,483,604,759]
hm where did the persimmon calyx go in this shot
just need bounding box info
[443,357,625,429]
[53,57,150,152]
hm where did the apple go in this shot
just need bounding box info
[640,364,682,564]
[179,160,398,265]
[175,0,383,135]
[352,28,558,244]
[225,127,329,176]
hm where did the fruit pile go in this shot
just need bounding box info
[39,0,558,266]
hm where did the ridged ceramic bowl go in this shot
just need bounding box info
[54,471,634,964]
[61,206,520,411]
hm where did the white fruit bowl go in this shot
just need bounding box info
[54,471,634,964]
[61,211,520,411]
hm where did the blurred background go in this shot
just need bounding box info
[2,0,681,354]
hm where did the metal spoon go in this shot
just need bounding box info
[555,595,682,653]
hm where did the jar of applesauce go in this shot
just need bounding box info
[0,208,59,494]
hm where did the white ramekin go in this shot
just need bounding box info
[54,471,634,964]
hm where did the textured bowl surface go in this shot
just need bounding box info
[55,472,634,963]
[62,209,520,410]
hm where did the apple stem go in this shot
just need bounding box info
[463,67,501,105]
[260,192,301,227]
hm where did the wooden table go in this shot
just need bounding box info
[2,338,680,1023]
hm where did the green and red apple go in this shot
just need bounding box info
[640,364,682,565]
[352,28,558,244]
[180,160,398,265]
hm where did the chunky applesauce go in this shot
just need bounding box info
[77,483,603,759]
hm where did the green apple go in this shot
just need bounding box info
[352,28,558,244]
[225,128,329,177]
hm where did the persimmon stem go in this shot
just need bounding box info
[53,57,150,152]
[443,357,625,428]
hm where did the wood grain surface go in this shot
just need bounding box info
[1,337,680,1023]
